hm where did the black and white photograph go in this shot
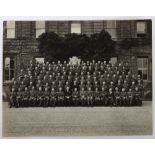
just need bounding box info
[2,19,152,137]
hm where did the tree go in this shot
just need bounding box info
[37,30,115,61]
[89,30,115,60]
[64,33,90,59]
[37,32,64,61]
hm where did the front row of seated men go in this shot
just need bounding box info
[9,86,142,108]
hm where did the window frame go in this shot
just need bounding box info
[136,21,147,37]
[6,21,16,39]
[70,23,82,34]
[137,57,149,81]
[4,57,15,82]
[35,21,45,38]
[105,20,117,39]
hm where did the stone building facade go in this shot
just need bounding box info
[3,20,152,100]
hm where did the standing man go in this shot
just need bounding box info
[9,88,17,108]
[23,87,30,107]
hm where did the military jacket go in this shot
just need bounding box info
[72,91,79,98]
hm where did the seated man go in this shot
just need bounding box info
[100,87,108,106]
[114,87,120,106]
[72,88,80,106]
[44,87,50,107]
[29,86,37,107]
[28,81,33,91]
[120,88,127,106]
[50,88,57,107]
[108,88,114,106]
[80,87,87,106]
[11,80,18,92]
[64,86,71,106]
[127,88,134,106]
[93,87,101,106]
[87,87,93,106]
[134,87,142,106]
[37,87,44,107]
[57,87,65,106]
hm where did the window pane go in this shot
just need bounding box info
[7,29,15,38]
[106,29,116,38]
[138,70,142,77]
[35,58,44,63]
[137,58,143,68]
[7,21,15,28]
[106,21,116,28]
[137,22,146,34]
[10,59,14,69]
[143,70,148,80]
[71,23,81,34]
[5,57,10,80]
[36,29,45,38]
[5,70,9,80]
[143,58,148,68]
[5,57,10,68]
[36,21,45,29]
[10,70,14,80]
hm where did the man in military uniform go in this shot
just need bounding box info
[50,88,57,107]
[86,87,93,106]
[42,76,48,86]
[16,87,22,107]
[137,79,144,97]
[23,75,29,87]
[108,88,114,106]
[11,80,18,92]
[121,88,127,106]
[23,87,30,107]
[65,86,71,106]
[109,81,115,91]
[72,80,79,90]
[117,80,122,92]
[19,69,25,78]
[37,87,44,107]
[57,87,65,106]
[44,87,50,107]
[106,74,111,85]
[9,88,17,108]
[114,87,120,106]
[79,81,85,91]
[112,74,118,86]
[28,81,33,91]
[48,75,53,86]
[29,86,37,107]
[72,88,80,106]
[134,87,142,106]
[123,80,129,92]
[127,88,134,106]
[130,81,136,91]
[93,87,101,106]
[80,87,86,106]
[100,87,108,106]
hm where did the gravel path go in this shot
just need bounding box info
[3,101,152,137]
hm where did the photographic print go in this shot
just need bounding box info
[2,19,152,137]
